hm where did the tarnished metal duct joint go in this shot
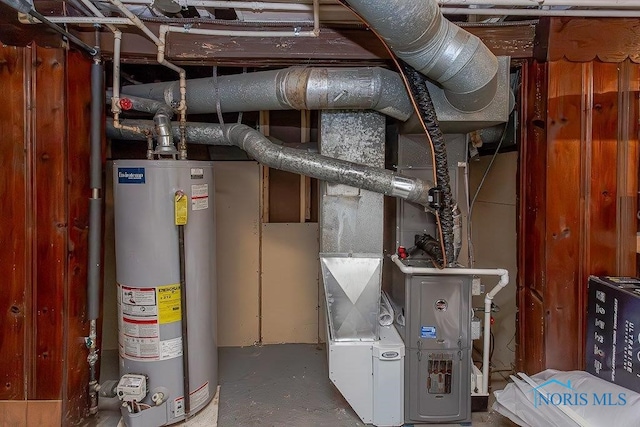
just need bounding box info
[275,67,413,121]
[345,0,499,112]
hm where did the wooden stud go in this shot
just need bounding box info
[0,45,28,400]
[544,60,584,371]
[32,46,67,400]
[616,60,640,274]
[517,61,548,374]
[586,61,620,277]
[63,49,93,423]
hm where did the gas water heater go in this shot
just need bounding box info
[113,160,217,426]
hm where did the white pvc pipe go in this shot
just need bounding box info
[390,254,508,395]
[391,254,508,280]
[482,274,508,394]
[109,0,161,44]
[45,17,132,24]
[108,0,321,158]
[107,0,189,155]
[76,0,140,134]
[156,25,188,157]
[110,30,145,134]
[312,0,320,33]
[112,30,121,105]
[162,25,318,38]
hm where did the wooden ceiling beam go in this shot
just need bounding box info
[67,20,537,67]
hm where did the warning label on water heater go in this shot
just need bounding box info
[122,317,159,338]
[191,184,209,211]
[190,168,204,179]
[123,337,159,360]
[174,381,209,418]
[118,284,160,361]
[120,285,158,320]
[157,284,181,324]
[160,336,183,359]
[117,283,183,362]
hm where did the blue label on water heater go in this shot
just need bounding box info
[118,167,146,184]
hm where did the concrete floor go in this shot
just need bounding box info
[218,344,362,427]
[88,345,515,427]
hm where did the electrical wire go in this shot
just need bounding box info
[464,142,473,268]
[469,125,507,221]
[467,123,508,268]
[506,332,516,352]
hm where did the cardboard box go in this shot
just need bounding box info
[586,276,640,393]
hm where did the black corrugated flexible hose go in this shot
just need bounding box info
[399,61,455,266]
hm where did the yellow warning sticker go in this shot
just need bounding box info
[157,284,182,324]
[175,192,188,225]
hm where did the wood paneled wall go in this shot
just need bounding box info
[0,44,95,425]
[518,59,640,373]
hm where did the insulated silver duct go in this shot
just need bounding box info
[106,119,434,206]
[120,67,414,121]
[344,0,499,112]
[107,118,228,145]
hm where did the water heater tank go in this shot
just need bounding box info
[113,160,216,426]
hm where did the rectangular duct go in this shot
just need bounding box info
[319,110,385,341]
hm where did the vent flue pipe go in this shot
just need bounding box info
[120,67,414,121]
[343,0,499,112]
[106,119,435,206]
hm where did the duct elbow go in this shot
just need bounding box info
[372,67,414,121]
[345,0,499,113]
[440,41,499,112]
[225,124,284,167]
